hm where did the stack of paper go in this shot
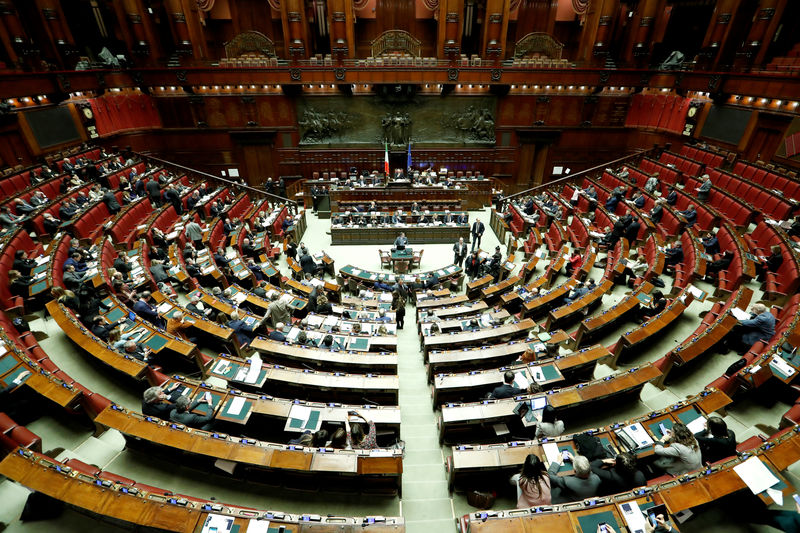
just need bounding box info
[733,457,780,495]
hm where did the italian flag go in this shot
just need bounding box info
[384,141,390,175]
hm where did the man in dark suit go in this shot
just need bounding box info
[490,371,531,399]
[142,386,175,419]
[102,188,121,215]
[146,178,161,207]
[453,237,468,267]
[471,218,485,251]
[169,395,214,430]
[133,291,165,328]
[163,185,182,215]
[299,252,320,276]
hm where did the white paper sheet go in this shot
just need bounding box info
[246,519,270,533]
[619,501,648,533]
[513,371,530,390]
[244,354,262,384]
[201,513,234,533]
[686,416,707,434]
[157,302,172,314]
[733,457,780,495]
[227,396,246,416]
[731,307,751,321]
[621,423,654,448]
[542,442,561,465]
[770,356,796,377]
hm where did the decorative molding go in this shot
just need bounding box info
[290,68,302,81]
[446,12,459,22]
[758,7,775,20]
[241,96,256,104]
[127,13,142,24]
[717,13,731,24]
[598,15,612,26]
[196,0,216,11]
[514,33,564,60]
[537,96,550,104]
[708,75,721,91]
[172,12,186,23]
[488,13,502,23]
[640,16,653,27]
[599,71,610,83]
[132,71,143,86]
[176,70,187,83]
[267,0,281,10]
[334,67,346,81]
[447,68,459,81]
[288,11,302,22]
[332,11,346,22]
[490,69,502,81]
[42,8,59,21]
[224,31,276,58]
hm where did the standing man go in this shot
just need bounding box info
[453,237,468,267]
[471,218,485,251]
[394,232,408,249]
[185,219,204,250]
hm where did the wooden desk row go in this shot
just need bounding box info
[448,389,731,488]
[458,424,800,533]
[94,405,403,483]
[422,318,537,355]
[209,352,400,405]
[431,344,612,405]
[0,450,404,533]
[339,263,462,287]
[438,363,662,443]
[331,223,470,245]
[250,335,398,373]
[329,186,489,210]
[572,281,655,349]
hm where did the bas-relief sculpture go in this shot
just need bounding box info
[296,96,496,146]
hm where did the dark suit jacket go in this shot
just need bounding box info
[490,383,526,399]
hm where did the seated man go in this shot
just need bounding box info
[664,241,683,268]
[678,205,698,227]
[228,309,260,346]
[548,453,602,504]
[730,303,776,355]
[590,452,646,496]
[701,231,720,256]
[142,386,175,419]
[490,371,531,399]
[133,291,166,328]
[169,394,214,430]
[269,322,287,341]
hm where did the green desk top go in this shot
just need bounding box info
[2,366,28,387]
[554,443,577,474]
[288,409,321,431]
[33,263,48,275]
[391,249,414,259]
[0,355,18,376]
[645,418,674,440]
[348,337,369,350]
[192,391,224,415]
[577,510,619,533]
[219,397,252,422]
[676,408,702,427]
[539,364,561,381]
[105,307,126,323]
[143,334,169,352]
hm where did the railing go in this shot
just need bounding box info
[499,148,655,212]
[134,152,298,213]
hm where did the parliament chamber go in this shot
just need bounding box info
[2,0,800,532]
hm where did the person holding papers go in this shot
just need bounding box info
[490,371,533,399]
[694,416,737,464]
[169,394,215,430]
[228,310,260,346]
[510,454,551,508]
[653,422,702,476]
[728,303,776,355]
[345,411,377,449]
[535,405,565,438]
[548,453,601,504]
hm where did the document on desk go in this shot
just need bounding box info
[617,423,654,449]
[685,416,707,434]
[246,519,270,533]
[769,355,796,378]
[157,302,172,314]
[233,291,247,305]
[731,307,751,321]
[733,457,780,495]
[542,442,561,466]
[244,355,261,384]
[619,501,648,533]
[227,396,246,416]
[201,513,233,533]
[513,371,530,390]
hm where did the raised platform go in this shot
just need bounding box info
[331,224,470,245]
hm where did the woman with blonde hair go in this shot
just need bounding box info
[653,422,702,476]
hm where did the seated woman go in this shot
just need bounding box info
[345,410,377,449]
[510,454,551,508]
[653,423,702,476]
[638,290,667,323]
[535,405,565,439]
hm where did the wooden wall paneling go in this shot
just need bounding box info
[280,0,311,59]
[113,0,163,64]
[622,0,664,66]
[437,0,464,59]
[165,0,194,55]
[33,0,75,68]
[376,0,413,35]
[514,0,557,42]
[699,0,742,69]
[0,0,28,65]
[741,0,787,66]
[480,0,510,62]
[576,0,619,64]
[327,0,356,59]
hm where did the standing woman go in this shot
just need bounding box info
[510,454,551,508]
[392,290,406,329]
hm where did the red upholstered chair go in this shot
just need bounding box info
[9,426,42,452]
[64,458,101,476]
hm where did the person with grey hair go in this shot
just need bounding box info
[265,292,291,327]
[117,339,150,362]
[548,453,601,504]
[728,302,776,355]
[142,386,174,419]
[169,394,215,430]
